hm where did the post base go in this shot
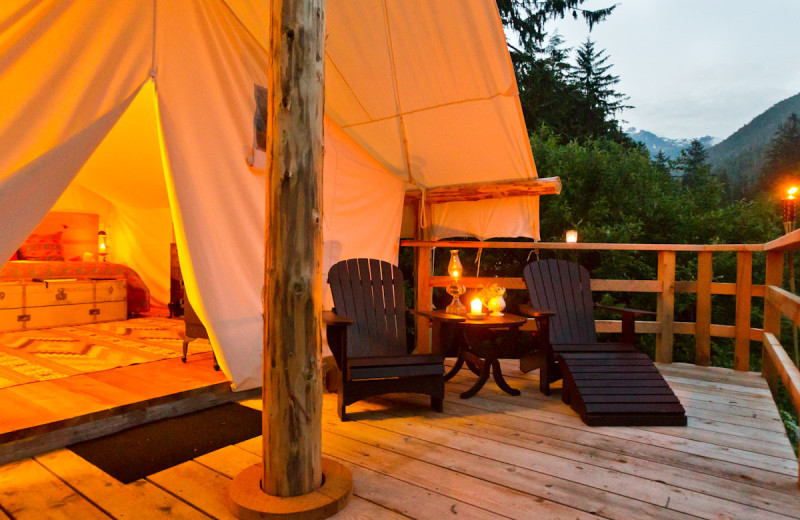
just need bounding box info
[228,458,352,520]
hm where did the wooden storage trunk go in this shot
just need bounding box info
[0,279,127,332]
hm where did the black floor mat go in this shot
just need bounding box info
[69,403,262,483]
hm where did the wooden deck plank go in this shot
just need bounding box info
[660,374,773,398]
[321,431,610,520]
[657,362,768,387]
[678,394,783,421]
[199,444,503,520]
[367,395,800,519]
[445,376,798,477]
[147,461,240,520]
[0,458,109,520]
[314,409,698,520]
[0,352,228,442]
[34,449,208,519]
[669,383,779,411]
[439,376,799,489]
[447,371,797,459]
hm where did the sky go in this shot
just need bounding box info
[544,0,800,140]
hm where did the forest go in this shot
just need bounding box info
[404,0,800,451]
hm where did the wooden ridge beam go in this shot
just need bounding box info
[404,177,561,205]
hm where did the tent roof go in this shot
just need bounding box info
[224,0,537,189]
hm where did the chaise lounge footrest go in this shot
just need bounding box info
[557,352,687,427]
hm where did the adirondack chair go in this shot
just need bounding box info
[325,258,445,421]
[521,259,686,426]
[521,259,651,394]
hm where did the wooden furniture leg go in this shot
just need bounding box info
[459,351,492,399]
[491,359,520,396]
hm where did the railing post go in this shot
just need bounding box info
[695,251,712,366]
[656,251,676,363]
[734,251,753,371]
[414,202,432,354]
[763,251,783,392]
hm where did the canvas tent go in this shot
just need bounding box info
[0,0,538,390]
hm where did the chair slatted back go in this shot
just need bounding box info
[328,258,407,358]
[523,259,597,344]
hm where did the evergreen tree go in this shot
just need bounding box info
[497,1,630,144]
[675,140,709,185]
[569,38,630,138]
[496,0,616,53]
[758,113,800,194]
[652,150,671,178]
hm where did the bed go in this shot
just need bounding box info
[3,212,151,315]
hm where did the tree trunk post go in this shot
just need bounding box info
[229,0,352,517]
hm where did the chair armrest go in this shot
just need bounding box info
[519,304,556,318]
[594,305,654,345]
[411,309,466,323]
[594,305,655,317]
[322,310,353,326]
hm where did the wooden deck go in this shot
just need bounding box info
[0,351,254,465]
[1,360,798,519]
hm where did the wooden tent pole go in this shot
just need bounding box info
[230,0,351,516]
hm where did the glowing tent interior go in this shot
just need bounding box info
[0,0,540,389]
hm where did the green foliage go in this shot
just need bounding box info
[497,0,630,144]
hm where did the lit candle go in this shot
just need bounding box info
[470,298,482,315]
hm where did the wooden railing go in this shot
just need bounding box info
[404,236,800,485]
[761,235,800,488]
[403,240,764,369]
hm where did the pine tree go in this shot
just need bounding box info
[497,0,616,53]
[569,38,630,139]
[497,1,629,144]
[758,113,800,194]
[653,150,671,177]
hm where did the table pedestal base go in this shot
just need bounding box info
[445,348,521,399]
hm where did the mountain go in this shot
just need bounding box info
[708,92,800,196]
[626,128,716,159]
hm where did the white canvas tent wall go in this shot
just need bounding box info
[0,0,538,390]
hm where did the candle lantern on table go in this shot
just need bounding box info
[445,250,467,315]
[467,298,485,320]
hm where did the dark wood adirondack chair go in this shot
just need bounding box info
[522,259,685,426]
[522,259,652,394]
[324,258,445,421]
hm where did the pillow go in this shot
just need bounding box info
[18,231,65,261]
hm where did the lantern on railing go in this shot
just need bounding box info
[445,250,467,315]
[97,231,108,262]
[782,187,798,233]
[780,186,799,365]
[566,230,578,243]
